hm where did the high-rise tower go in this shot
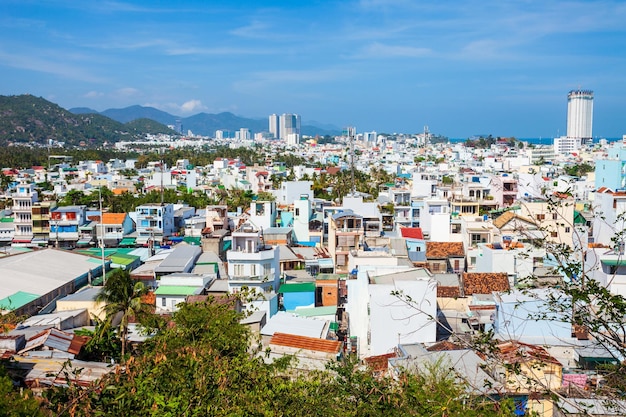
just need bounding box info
[567,89,593,144]
[279,114,301,139]
[268,114,279,139]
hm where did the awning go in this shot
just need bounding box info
[183,236,201,245]
[12,238,33,243]
[601,259,626,267]
[119,237,136,246]
[76,238,93,246]
[318,258,334,270]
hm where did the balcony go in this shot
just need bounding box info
[229,274,271,282]
[336,228,362,234]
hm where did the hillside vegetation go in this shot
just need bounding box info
[0,95,175,147]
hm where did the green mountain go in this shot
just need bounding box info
[0,95,176,147]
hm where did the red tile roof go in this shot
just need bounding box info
[269,332,342,354]
[496,341,561,366]
[364,352,397,372]
[426,340,464,352]
[437,286,461,298]
[426,242,465,258]
[462,272,509,295]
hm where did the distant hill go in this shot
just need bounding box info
[73,105,341,137]
[101,105,177,125]
[0,95,176,147]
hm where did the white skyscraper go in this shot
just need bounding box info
[268,114,279,139]
[567,89,593,144]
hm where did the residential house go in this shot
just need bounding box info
[135,203,175,245]
[31,201,57,247]
[420,198,451,241]
[98,213,134,246]
[50,205,87,249]
[328,210,363,274]
[425,242,465,274]
[490,174,519,208]
[12,181,38,246]
[517,195,575,249]
[493,340,562,417]
[226,222,280,294]
[154,273,214,313]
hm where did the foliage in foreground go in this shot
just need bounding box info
[37,300,515,417]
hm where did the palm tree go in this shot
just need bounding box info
[95,269,150,359]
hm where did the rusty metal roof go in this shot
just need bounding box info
[269,332,342,354]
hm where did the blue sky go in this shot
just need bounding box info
[1,0,626,138]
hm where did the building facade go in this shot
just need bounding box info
[566,89,593,143]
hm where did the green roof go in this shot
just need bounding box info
[0,291,40,311]
[119,237,136,246]
[288,305,337,317]
[279,282,316,293]
[0,217,14,223]
[154,285,201,296]
[573,210,587,225]
[110,254,139,266]
[183,236,201,245]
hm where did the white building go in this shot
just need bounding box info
[346,268,437,356]
[567,89,593,144]
[226,222,280,294]
[268,114,279,139]
[12,181,37,245]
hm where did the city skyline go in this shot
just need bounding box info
[2,1,626,138]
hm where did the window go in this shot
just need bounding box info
[565,227,571,233]
[233,264,244,276]
[536,214,545,220]
[552,213,558,220]
[295,208,300,216]
[551,231,558,238]
[161,297,166,307]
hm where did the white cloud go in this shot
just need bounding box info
[113,87,141,98]
[179,99,207,114]
[355,42,431,59]
[230,20,270,38]
[84,91,104,98]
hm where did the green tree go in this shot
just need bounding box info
[95,269,150,359]
[0,367,44,417]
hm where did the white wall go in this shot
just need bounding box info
[369,279,437,355]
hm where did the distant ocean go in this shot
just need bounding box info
[447,137,621,145]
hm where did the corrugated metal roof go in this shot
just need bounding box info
[270,332,341,354]
[154,285,201,296]
[19,328,86,355]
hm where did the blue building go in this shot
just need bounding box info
[279,282,316,311]
[595,142,626,190]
